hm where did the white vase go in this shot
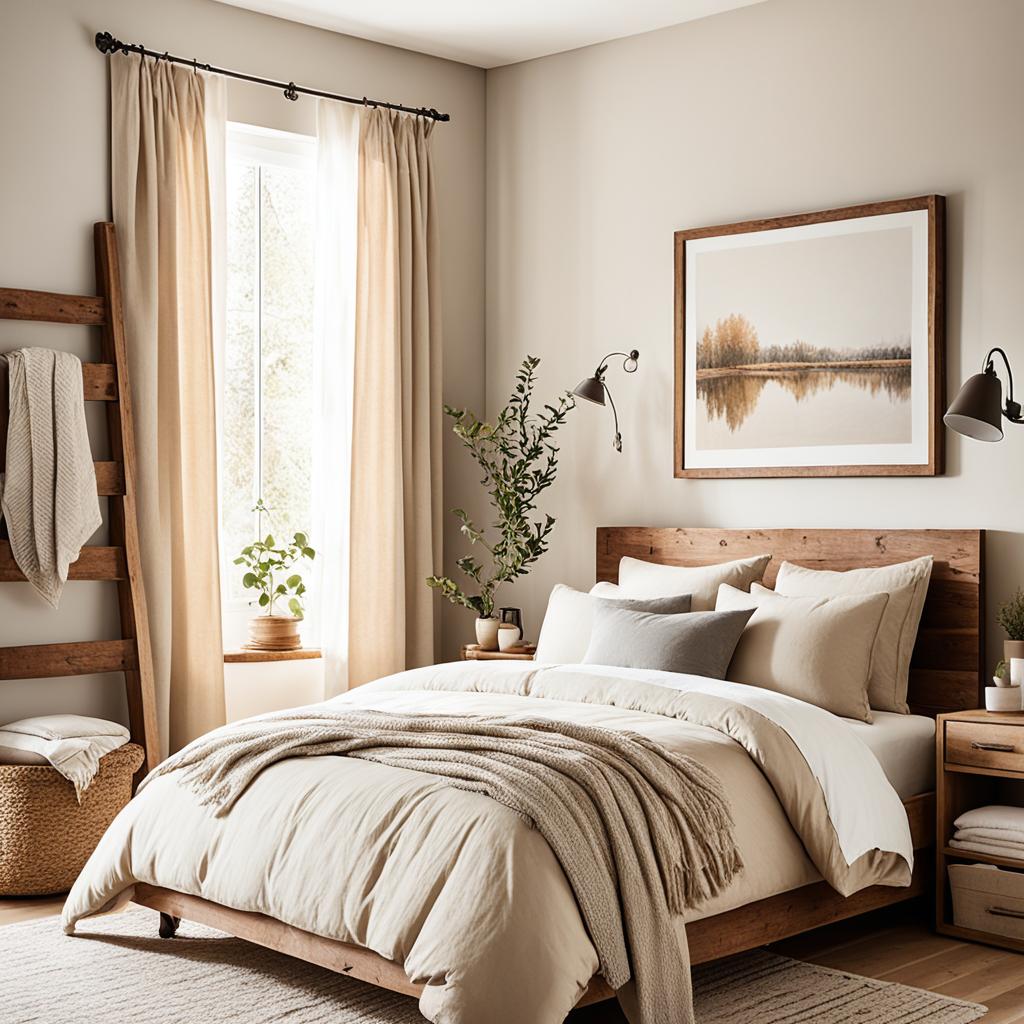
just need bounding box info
[475,616,500,651]
[498,623,522,651]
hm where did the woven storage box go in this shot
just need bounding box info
[950,861,1024,941]
[0,742,144,896]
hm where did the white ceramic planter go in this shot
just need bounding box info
[474,616,500,651]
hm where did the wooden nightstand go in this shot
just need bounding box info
[460,644,535,661]
[936,709,1024,952]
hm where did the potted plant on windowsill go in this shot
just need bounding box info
[235,499,316,652]
[427,356,574,650]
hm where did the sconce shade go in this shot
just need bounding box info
[944,370,1004,442]
[573,376,606,406]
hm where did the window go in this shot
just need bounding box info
[220,123,317,645]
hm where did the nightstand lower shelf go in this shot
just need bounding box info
[936,710,1024,956]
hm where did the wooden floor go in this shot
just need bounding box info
[2,897,1023,1020]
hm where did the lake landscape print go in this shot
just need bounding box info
[675,198,945,477]
[693,224,914,451]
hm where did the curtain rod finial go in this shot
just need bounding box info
[95,31,117,54]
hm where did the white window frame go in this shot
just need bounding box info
[219,122,317,646]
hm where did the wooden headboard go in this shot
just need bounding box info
[597,528,985,717]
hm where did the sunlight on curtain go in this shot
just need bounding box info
[312,100,359,696]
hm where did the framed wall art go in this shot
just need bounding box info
[674,195,945,478]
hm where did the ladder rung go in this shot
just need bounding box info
[0,639,138,680]
[83,363,118,400]
[0,287,107,326]
[95,461,125,495]
[0,541,126,582]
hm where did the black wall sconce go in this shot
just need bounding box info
[573,350,640,452]
[945,347,1023,442]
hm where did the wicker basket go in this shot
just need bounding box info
[0,742,145,896]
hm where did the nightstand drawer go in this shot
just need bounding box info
[946,721,1024,774]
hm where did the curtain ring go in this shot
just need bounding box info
[284,82,299,102]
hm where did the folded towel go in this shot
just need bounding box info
[955,826,1024,848]
[949,838,1024,861]
[955,805,1024,833]
[0,348,101,608]
[0,715,129,800]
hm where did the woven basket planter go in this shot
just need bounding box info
[0,742,145,896]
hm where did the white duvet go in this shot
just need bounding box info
[63,661,912,1024]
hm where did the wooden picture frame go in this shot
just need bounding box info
[674,195,945,478]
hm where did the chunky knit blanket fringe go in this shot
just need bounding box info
[141,710,743,1024]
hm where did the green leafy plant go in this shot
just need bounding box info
[427,356,574,618]
[234,499,316,618]
[997,589,1024,641]
[994,660,1009,681]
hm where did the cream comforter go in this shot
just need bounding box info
[63,662,913,1024]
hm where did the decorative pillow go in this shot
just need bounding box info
[534,583,693,664]
[582,604,753,677]
[773,556,933,714]
[716,583,890,722]
[616,553,772,610]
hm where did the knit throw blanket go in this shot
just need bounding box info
[0,348,101,608]
[140,710,742,1024]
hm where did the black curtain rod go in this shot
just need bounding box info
[94,31,451,123]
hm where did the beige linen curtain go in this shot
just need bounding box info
[110,53,225,751]
[348,108,442,686]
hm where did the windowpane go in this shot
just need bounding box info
[258,163,315,567]
[221,127,316,617]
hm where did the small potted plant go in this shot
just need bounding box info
[235,500,315,652]
[997,589,1024,663]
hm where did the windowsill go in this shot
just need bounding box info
[224,648,322,664]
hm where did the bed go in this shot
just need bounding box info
[61,527,984,1022]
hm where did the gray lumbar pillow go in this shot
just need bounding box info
[582,603,754,678]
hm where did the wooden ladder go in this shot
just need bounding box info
[0,222,159,777]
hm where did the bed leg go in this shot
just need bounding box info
[158,913,181,939]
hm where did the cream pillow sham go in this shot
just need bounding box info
[716,583,890,722]
[616,553,771,611]
[773,556,933,714]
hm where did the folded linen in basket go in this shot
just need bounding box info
[0,348,102,608]
[954,804,1024,834]
[949,838,1024,861]
[0,715,129,800]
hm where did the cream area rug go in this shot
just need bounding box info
[2,908,986,1024]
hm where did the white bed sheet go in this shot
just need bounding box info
[843,711,935,800]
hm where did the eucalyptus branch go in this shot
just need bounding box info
[427,356,574,619]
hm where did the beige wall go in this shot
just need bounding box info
[485,0,1024,662]
[0,0,485,724]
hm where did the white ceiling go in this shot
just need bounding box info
[213,0,767,68]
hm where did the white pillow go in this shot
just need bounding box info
[774,556,933,714]
[534,583,692,664]
[716,583,889,723]
[617,553,772,610]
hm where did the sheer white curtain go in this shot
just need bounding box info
[312,100,360,696]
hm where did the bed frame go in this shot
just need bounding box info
[135,527,985,1009]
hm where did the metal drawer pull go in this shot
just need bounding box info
[988,906,1024,920]
[970,741,1016,752]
